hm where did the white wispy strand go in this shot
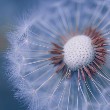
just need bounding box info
[7,0,110,110]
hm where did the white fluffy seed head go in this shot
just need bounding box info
[64,35,95,71]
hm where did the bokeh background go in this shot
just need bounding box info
[0,0,109,110]
[0,0,51,110]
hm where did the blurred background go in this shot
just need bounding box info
[0,0,49,110]
[0,0,108,110]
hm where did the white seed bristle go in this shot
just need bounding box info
[64,35,95,71]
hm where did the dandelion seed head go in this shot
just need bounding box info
[7,0,110,110]
[64,35,94,70]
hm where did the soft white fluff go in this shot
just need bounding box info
[7,0,110,110]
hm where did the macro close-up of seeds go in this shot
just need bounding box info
[4,0,110,110]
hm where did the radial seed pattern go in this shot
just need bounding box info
[7,0,110,110]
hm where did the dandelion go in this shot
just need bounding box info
[7,0,110,110]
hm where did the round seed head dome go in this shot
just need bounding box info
[64,35,95,70]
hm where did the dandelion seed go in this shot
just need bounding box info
[7,0,110,110]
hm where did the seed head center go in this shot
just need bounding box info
[64,35,95,71]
